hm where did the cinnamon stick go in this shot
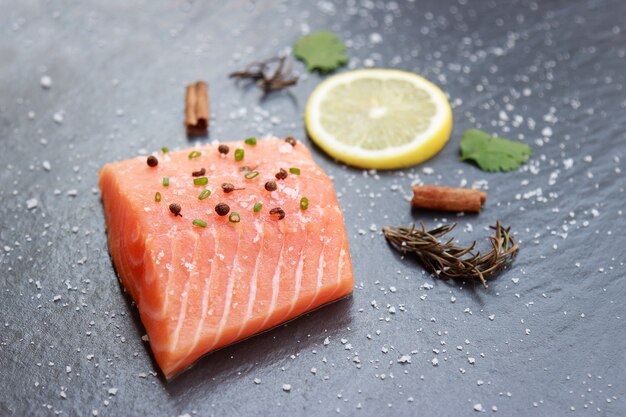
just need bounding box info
[412,186,487,213]
[185,81,209,136]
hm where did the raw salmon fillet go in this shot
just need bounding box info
[99,138,353,378]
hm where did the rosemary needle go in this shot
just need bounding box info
[383,221,518,288]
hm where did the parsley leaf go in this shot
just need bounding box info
[460,129,533,172]
[293,30,348,72]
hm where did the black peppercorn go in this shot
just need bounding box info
[192,167,206,177]
[275,168,288,180]
[147,155,158,167]
[222,183,235,193]
[265,181,277,191]
[218,144,229,155]
[215,203,230,216]
[269,207,285,220]
[285,137,296,147]
[169,203,182,217]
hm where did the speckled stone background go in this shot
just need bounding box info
[1,0,625,416]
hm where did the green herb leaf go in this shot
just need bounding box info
[234,148,244,161]
[289,167,301,175]
[244,137,257,145]
[155,192,161,202]
[460,129,533,172]
[293,30,348,72]
[253,202,263,213]
[300,197,309,210]
[193,177,208,186]
[162,177,170,186]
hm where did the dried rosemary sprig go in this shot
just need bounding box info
[383,221,518,288]
[229,56,298,94]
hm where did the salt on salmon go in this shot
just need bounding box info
[99,138,354,379]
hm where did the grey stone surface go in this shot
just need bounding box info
[1,0,625,416]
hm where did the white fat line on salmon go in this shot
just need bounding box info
[258,231,285,329]
[234,222,264,340]
[171,234,200,352]
[157,233,177,320]
[171,226,217,372]
[303,229,327,312]
[284,227,307,318]
[326,227,346,301]
[209,228,242,351]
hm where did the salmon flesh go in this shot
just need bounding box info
[99,138,354,378]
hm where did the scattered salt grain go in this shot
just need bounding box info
[53,111,64,124]
[26,198,38,209]
[473,403,483,412]
[40,75,52,89]
[282,384,291,392]
[369,32,382,44]
[563,158,573,169]
[398,355,411,364]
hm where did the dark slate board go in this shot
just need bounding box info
[1,0,625,416]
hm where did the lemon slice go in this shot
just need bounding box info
[305,69,453,169]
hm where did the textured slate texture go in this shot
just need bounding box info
[1,0,625,416]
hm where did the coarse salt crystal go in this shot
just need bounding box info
[40,75,52,88]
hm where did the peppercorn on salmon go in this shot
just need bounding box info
[99,138,354,379]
